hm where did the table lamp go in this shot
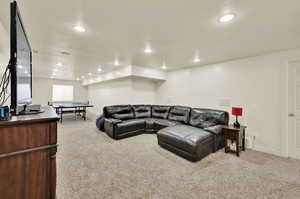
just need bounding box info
[232,107,243,128]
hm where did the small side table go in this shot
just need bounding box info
[223,125,247,157]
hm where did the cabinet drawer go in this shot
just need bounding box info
[223,129,240,138]
[0,123,50,154]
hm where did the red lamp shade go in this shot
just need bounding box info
[232,107,243,116]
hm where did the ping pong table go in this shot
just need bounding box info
[49,102,94,123]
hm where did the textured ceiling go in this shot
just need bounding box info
[0,0,300,80]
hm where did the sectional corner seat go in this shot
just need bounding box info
[103,105,229,162]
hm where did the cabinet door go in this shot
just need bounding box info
[0,155,24,199]
[49,147,57,199]
[0,149,56,199]
[24,150,50,199]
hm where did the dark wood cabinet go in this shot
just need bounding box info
[0,107,59,199]
[223,125,247,157]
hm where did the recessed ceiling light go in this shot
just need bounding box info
[219,13,235,23]
[57,62,62,66]
[81,75,85,79]
[193,57,200,63]
[97,68,102,72]
[76,77,80,81]
[73,25,86,33]
[114,59,120,66]
[88,73,92,76]
[161,63,167,70]
[144,46,152,54]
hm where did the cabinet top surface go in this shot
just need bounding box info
[0,107,59,127]
[223,125,247,131]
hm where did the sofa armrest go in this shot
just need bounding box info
[105,118,123,124]
[104,118,122,139]
[204,125,224,135]
[204,125,225,152]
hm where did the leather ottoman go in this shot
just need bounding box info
[157,125,214,162]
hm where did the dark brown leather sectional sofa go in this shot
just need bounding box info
[103,105,229,162]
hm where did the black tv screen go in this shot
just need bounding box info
[10,1,32,115]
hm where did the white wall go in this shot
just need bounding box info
[155,48,300,157]
[0,17,9,80]
[32,77,88,106]
[131,77,157,104]
[0,17,9,58]
[88,77,156,115]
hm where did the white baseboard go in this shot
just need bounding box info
[253,145,286,157]
[289,151,300,160]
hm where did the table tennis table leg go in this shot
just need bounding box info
[60,107,63,123]
[84,107,86,120]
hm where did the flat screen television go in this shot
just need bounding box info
[9,1,32,115]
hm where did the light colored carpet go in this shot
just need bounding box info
[56,118,300,199]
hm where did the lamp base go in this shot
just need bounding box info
[233,121,240,128]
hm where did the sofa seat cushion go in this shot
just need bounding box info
[153,119,181,130]
[115,119,145,134]
[157,125,213,154]
[144,118,156,129]
[142,118,180,131]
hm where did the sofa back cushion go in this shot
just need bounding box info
[152,105,172,119]
[189,108,229,128]
[103,105,134,120]
[168,106,191,124]
[132,105,152,118]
